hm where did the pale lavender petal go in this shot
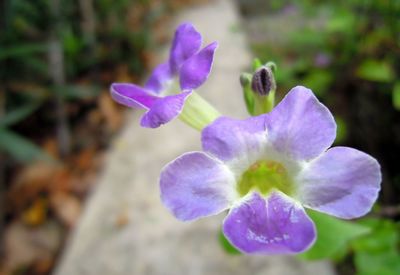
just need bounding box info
[223,191,316,254]
[110,83,156,109]
[140,91,192,128]
[160,152,235,221]
[297,147,381,219]
[144,62,172,93]
[202,115,267,161]
[265,86,336,160]
[169,23,202,73]
[179,42,218,90]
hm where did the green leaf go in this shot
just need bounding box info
[0,101,42,127]
[351,218,400,275]
[299,210,370,260]
[392,82,400,111]
[218,230,241,255]
[0,128,52,163]
[352,218,399,254]
[356,59,395,83]
[352,218,400,275]
[355,250,400,275]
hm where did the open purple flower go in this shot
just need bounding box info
[160,86,381,254]
[110,23,217,128]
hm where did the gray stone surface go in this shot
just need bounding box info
[54,1,336,274]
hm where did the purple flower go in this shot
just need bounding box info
[160,86,381,254]
[110,23,217,128]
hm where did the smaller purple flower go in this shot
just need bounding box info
[110,23,217,128]
[160,86,381,254]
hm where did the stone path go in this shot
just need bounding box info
[54,1,335,274]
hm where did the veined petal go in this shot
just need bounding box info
[201,116,267,162]
[160,152,236,221]
[144,62,172,94]
[179,42,218,90]
[265,86,336,160]
[169,23,202,73]
[296,147,381,219]
[140,91,192,128]
[223,191,316,254]
[110,83,157,109]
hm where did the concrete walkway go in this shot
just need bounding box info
[55,1,335,274]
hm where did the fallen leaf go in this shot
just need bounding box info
[2,220,62,274]
[8,162,60,211]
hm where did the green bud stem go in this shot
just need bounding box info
[179,92,221,131]
[253,90,275,115]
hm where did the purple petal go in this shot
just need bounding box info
[110,83,156,109]
[160,152,235,221]
[265,86,336,160]
[144,62,172,94]
[202,116,267,162]
[297,147,381,219]
[169,23,202,73]
[179,42,218,90]
[223,192,316,254]
[140,91,192,128]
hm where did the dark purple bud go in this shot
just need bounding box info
[251,66,276,96]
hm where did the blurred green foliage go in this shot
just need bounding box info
[299,210,370,261]
[0,0,171,162]
[0,0,158,81]
[298,212,400,275]
[351,218,400,275]
[252,0,400,109]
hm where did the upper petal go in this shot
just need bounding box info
[265,86,336,161]
[110,83,157,109]
[296,147,381,219]
[223,191,316,254]
[179,42,218,90]
[201,115,267,162]
[140,91,192,128]
[169,23,202,73]
[144,62,172,94]
[160,152,236,221]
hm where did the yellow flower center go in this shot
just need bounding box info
[237,160,293,196]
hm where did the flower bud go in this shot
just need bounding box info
[240,73,255,115]
[251,66,276,96]
[240,73,252,87]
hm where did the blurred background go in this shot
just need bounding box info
[0,0,399,274]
